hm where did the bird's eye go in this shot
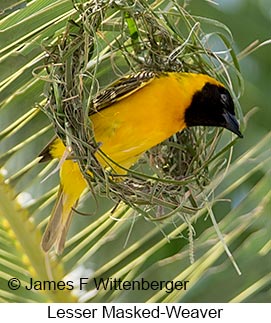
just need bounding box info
[220,93,228,103]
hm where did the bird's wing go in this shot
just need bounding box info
[38,136,58,162]
[91,70,156,113]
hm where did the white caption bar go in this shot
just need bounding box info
[1,303,269,322]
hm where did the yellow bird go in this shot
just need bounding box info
[40,71,242,254]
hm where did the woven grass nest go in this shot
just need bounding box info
[41,0,241,222]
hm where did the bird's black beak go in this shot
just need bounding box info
[223,110,243,138]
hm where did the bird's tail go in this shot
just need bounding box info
[41,186,78,254]
[41,158,87,254]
